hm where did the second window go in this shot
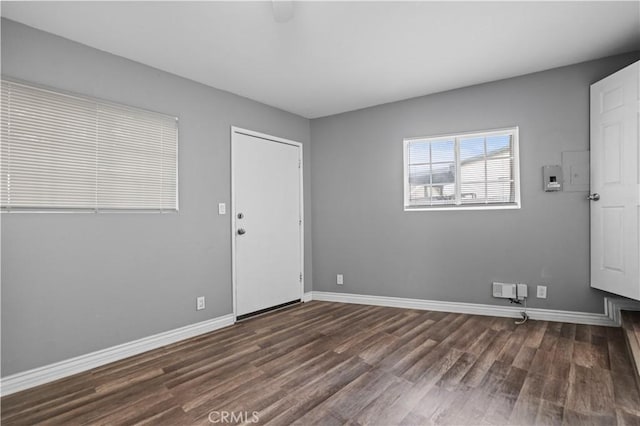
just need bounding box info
[404,127,520,210]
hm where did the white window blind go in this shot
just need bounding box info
[404,127,520,210]
[0,80,178,211]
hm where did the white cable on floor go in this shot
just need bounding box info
[515,297,529,325]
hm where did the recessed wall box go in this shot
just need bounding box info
[543,165,563,192]
[562,151,590,192]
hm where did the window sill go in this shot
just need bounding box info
[404,204,521,212]
[1,209,179,214]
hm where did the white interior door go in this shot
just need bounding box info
[232,128,303,317]
[590,61,640,300]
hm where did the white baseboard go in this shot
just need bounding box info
[307,291,620,327]
[0,314,235,397]
[3,293,634,397]
[605,296,640,326]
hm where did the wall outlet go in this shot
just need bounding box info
[336,274,344,285]
[517,283,528,300]
[197,296,206,310]
[537,285,547,299]
[492,282,516,298]
[218,203,226,215]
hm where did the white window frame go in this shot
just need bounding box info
[0,79,179,213]
[403,127,521,211]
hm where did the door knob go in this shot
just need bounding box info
[588,193,600,201]
[237,228,246,235]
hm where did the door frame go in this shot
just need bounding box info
[230,126,304,321]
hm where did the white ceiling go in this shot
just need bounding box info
[2,1,639,119]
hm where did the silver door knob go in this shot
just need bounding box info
[237,228,246,235]
[588,193,600,201]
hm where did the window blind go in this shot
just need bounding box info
[0,80,178,211]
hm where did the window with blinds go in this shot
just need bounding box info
[0,80,178,212]
[404,127,520,210]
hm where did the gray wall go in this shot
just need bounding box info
[2,18,638,379]
[310,52,639,314]
[0,19,312,376]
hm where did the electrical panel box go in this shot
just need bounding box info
[562,151,590,192]
[493,282,517,299]
[543,165,563,192]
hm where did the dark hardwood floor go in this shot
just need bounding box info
[2,301,640,425]
[622,311,640,391]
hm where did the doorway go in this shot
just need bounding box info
[231,127,304,318]
[590,61,639,301]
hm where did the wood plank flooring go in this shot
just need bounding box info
[622,311,640,392]
[2,301,640,425]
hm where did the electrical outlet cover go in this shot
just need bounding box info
[536,286,547,299]
[197,296,206,310]
[517,283,528,300]
[492,282,516,298]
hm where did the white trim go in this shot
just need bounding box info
[405,127,522,143]
[230,127,304,320]
[302,292,313,303]
[404,204,521,212]
[513,127,521,208]
[231,126,304,148]
[231,127,238,321]
[0,314,235,397]
[605,296,640,326]
[307,291,620,327]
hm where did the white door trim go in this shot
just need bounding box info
[230,126,304,320]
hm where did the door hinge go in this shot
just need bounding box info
[298,159,301,168]
[300,273,303,282]
[299,219,302,225]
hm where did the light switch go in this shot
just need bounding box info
[218,203,226,215]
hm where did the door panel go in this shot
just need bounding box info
[232,130,302,317]
[590,61,640,300]
[602,123,622,184]
[601,86,624,112]
[602,206,624,272]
